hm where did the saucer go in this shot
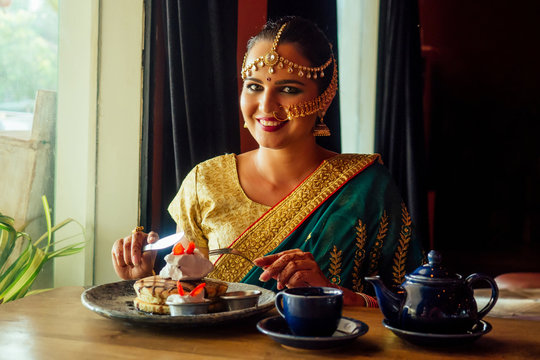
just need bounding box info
[256,316,368,350]
[382,319,492,346]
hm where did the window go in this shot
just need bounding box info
[0,0,58,134]
[0,0,58,289]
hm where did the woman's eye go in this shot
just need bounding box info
[281,86,300,94]
[246,83,263,91]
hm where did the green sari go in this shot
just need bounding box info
[210,154,424,294]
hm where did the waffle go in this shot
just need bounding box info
[133,275,228,314]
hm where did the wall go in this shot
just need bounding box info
[93,0,144,285]
[337,0,379,154]
[55,0,99,286]
[56,0,144,286]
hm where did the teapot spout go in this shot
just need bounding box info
[365,276,404,325]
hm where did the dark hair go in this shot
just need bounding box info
[246,16,335,93]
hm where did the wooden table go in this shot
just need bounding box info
[1,287,539,359]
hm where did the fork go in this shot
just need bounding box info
[208,248,257,267]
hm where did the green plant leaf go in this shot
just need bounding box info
[0,242,32,292]
[25,288,53,297]
[0,223,16,271]
[0,245,47,303]
[0,196,85,304]
[33,218,81,247]
[0,214,15,228]
[46,241,85,258]
[42,195,53,250]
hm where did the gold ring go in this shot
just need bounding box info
[132,226,144,234]
[272,106,289,122]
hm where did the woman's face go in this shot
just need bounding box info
[240,40,319,150]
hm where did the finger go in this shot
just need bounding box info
[261,253,304,281]
[259,252,311,282]
[112,239,126,268]
[253,249,304,267]
[286,266,330,288]
[253,254,280,267]
[131,232,145,265]
[123,235,133,266]
[147,231,159,244]
[276,259,315,289]
[275,248,305,256]
[141,249,157,271]
[285,270,312,289]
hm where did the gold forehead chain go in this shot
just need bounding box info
[241,22,338,122]
[241,23,333,80]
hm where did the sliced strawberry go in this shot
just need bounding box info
[186,241,196,254]
[176,281,185,296]
[173,242,185,255]
[189,283,206,297]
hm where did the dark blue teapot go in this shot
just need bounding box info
[365,250,499,334]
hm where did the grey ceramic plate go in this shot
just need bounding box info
[81,280,275,326]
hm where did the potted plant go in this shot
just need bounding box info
[0,195,84,303]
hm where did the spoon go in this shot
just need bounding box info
[208,248,257,267]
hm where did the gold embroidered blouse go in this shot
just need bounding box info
[167,154,270,262]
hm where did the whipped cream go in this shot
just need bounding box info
[166,290,205,304]
[158,241,214,281]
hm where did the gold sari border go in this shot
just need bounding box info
[209,154,382,282]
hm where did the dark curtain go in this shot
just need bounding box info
[267,0,341,153]
[375,0,428,249]
[142,0,340,247]
[163,0,240,184]
[141,0,240,240]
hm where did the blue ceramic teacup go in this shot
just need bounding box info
[275,287,343,337]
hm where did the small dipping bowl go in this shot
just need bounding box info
[166,298,212,316]
[220,290,262,311]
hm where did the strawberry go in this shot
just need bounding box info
[190,283,206,297]
[173,242,185,255]
[186,241,196,254]
[176,281,185,296]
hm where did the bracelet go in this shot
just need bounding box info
[328,283,379,308]
[356,292,379,308]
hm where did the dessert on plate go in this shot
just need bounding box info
[133,239,227,314]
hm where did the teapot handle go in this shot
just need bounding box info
[465,273,499,319]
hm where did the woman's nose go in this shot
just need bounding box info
[259,90,279,113]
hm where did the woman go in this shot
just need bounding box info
[112,16,424,306]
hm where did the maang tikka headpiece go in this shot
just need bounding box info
[241,22,338,135]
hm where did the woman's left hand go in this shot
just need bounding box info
[254,249,331,290]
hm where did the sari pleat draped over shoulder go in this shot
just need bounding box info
[207,154,424,293]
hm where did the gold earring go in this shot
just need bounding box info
[243,122,248,128]
[313,112,331,136]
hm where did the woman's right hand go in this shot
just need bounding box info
[111,231,159,280]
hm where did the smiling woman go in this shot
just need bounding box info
[112,16,424,308]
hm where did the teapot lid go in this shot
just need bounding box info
[406,250,461,282]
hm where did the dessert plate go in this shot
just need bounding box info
[382,319,492,346]
[81,280,275,327]
[257,315,369,350]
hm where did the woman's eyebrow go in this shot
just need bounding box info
[244,77,263,84]
[274,79,305,86]
[244,77,306,86]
